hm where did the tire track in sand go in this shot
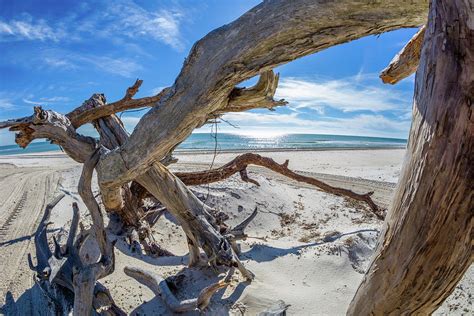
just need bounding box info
[0,165,60,310]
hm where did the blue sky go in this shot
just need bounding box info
[0,0,419,145]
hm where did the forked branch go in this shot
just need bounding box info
[214,70,287,115]
[176,153,385,219]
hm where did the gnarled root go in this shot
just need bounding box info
[28,196,125,315]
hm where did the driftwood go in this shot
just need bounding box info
[73,150,118,316]
[175,153,385,219]
[28,196,124,315]
[349,0,473,314]
[0,0,428,277]
[380,25,425,84]
[3,0,470,314]
[124,266,229,313]
[95,1,427,190]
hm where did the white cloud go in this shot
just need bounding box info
[0,98,16,109]
[0,18,63,41]
[276,77,410,112]
[40,96,70,102]
[22,96,70,105]
[1,1,186,50]
[103,1,185,50]
[43,57,77,70]
[215,111,411,139]
[85,56,143,77]
[42,52,142,77]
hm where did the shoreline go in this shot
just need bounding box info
[0,145,406,158]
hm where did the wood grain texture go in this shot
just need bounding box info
[348,0,473,314]
[380,25,426,84]
[96,0,428,189]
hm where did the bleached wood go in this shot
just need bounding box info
[214,70,287,115]
[175,153,385,219]
[95,0,428,189]
[348,0,474,314]
[124,266,228,312]
[3,106,96,163]
[380,25,426,84]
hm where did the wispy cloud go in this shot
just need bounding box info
[0,1,186,51]
[217,111,411,139]
[0,18,64,42]
[0,98,16,110]
[104,2,185,51]
[23,96,70,105]
[84,56,143,77]
[42,51,142,77]
[276,76,410,113]
[43,57,77,70]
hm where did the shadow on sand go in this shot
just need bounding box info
[240,228,379,263]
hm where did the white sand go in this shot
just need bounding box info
[0,148,471,315]
[175,148,406,183]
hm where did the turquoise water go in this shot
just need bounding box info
[0,133,406,155]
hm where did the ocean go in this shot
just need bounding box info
[0,133,406,156]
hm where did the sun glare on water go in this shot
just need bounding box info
[232,130,288,139]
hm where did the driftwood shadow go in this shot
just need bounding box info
[128,265,248,316]
[241,229,379,263]
[0,285,52,316]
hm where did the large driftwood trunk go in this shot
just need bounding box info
[96,0,427,188]
[348,0,473,314]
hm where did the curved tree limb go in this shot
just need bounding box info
[67,86,169,129]
[380,25,426,84]
[123,266,229,313]
[73,149,116,315]
[78,149,112,262]
[214,70,287,115]
[28,193,65,277]
[96,0,428,189]
[0,106,96,163]
[175,153,385,219]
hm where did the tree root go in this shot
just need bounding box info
[28,194,125,315]
[176,153,386,219]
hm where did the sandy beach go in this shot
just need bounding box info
[0,148,471,315]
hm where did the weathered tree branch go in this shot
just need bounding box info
[96,0,428,189]
[380,25,425,84]
[28,193,65,277]
[66,86,169,129]
[72,149,116,315]
[28,197,125,315]
[136,162,255,280]
[122,79,143,101]
[1,106,96,163]
[78,149,114,263]
[214,70,287,115]
[124,266,228,313]
[175,153,385,219]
